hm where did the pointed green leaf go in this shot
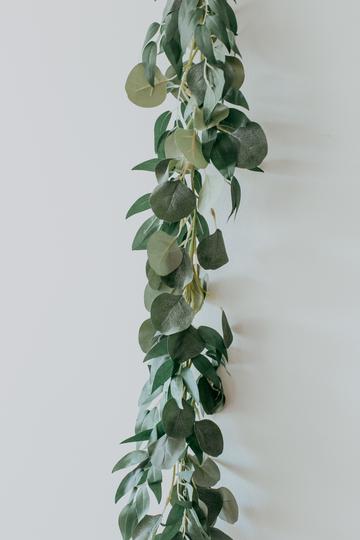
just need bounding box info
[126,193,151,219]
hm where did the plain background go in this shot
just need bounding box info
[1,1,360,539]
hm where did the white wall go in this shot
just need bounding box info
[1,1,359,539]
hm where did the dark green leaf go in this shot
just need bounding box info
[121,429,153,444]
[155,111,172,153]
[138,319,156,353]
[221,309,233,348]
[187,432,204,465]
[231,121,268,169]
[206,13,231,51]
[220,108,249,131]
[119,502,138,540]
[196,213,210,242]
[218,487,239,524]
[150,181,196,222]
[202,128,218,162]
[144,337,169,362]
[198,230,229,270]
[223,56,245,95]
[195,24,216,65]
[132,158,163,171]
[142,41,157,87]
[224,88,249,109]
[135,485,151,522]
[148,467,162,503]
[192,355,220,386]
[211,133,238,179]
[151,294,194,335]
[115,468,143,503]
[193,457,221,488]
[187,62,207,106]
[179,0,202,52]
[210,528,233,540]
[194,420,224,457]
[152,359,174,392]
[198,326,226,356]
[112,450,148,473]
[198,377,225,414]
[161,250,193,289]
[151,435,186,469]
[162,399,195,439]
[228,176,241,220]
[132,216,161,251]
[168,326,204,362]
[143,22,160,49]
[126,193,151,219]
[197,486,223,527]
[133,514,161,540]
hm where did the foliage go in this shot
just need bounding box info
[115,0,267,538]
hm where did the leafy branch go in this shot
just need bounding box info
[114,1,267,538]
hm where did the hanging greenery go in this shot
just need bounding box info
[114,1,267,538]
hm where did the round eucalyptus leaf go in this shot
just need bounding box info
[193,458,221,488]
[125,63,167,108]
[147,231,183,277]
[218,487,239,524]
[168,326,204,362]
[151,294,194,335]
[231,121,268,169]
[211,133,238,179]
[198,376,225,414]
[144,284,164,312]
[174,129,208,169]
[138,319,156,353]
[162,398,195,439]
[150,181,196,222]
[146,261,162,290]
[223,56,245,95]
[220,108,249,131]
[194,420,224,457]
[197,487,223,527]
[161,250,193,289]
[197,230,229,270]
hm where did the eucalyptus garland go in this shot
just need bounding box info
[114,1,267,538]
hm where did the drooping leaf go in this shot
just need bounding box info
[133,514,162,540]
[148,467,162,503]
[126,63,167,108]
[196,213,210,242]
[132,158,163,171]
[147,231,183,276]
[150,180,196,222]
[152,358,174,392]
[197,486,223,527]
[198,174,225,216]
[178,0,202,52]
[209,528,233,540]
[198,377,225,414]
[194,420,224,457]
[154,111,172,153]
[138,319,156,353]
[174,129,208,169]
[211,133,238,179]
[121,429,153,445]
[143,22,160,49]
[219,108,249,131]
[206,13,231,51]
[197,230,229,270]
[221,309,233,348]
[198,326,226,355]
[142,41,157,87]
[132,216,161,251]
[126,193,151,219]
[115,468,143,503]
[151,293,194,335]
[223,56,245,95]
[194,104,229,131]
[168,326,204,362]
[195,24,216,64]
[193,457,221,488]
[112,450,148,473]
[162,398,195,439]
[135,485,151,522]
[187,62,207,106]
[224,88,249,109]
[144,337,169,362]
[228,176,241,220]
[182,367,200,403]
[218,487,239,524]
[192,355,221,386]
[118,502,138,540]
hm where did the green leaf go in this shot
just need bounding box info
[221,309,233,348]
[210,528,233,540]
[170,376,184,409]
[220,108,249,131]
[142,41,157,87]
[218,487,239,524]
[194,420,224,457]
[223,56,245,95]
[198,377,225,414]
[228,176,241,220]
[224,88,249,109]
[198,326,227,356]
[151,435,186,469]
[112,450,148,473]
[187,62,207,106]
[151,294,194,335]
[211,133,238,179]
[115,468,143,503]
[119,502,138,540]
[133,514,162,540]
[143,22,160,49]
[164,132,184,161]
[231,121,268,169]
[196,213,210,242]
[162,398,195,439]
[152,358,174,392]
[121,429,153,444]
[193,458,221,488]
[174,129,208,169]
[195,24,216,65]
[198,174,224,216]
[148,467,162,503]
[154,111,172,153]
[178,0,202,52]
[126,63,167,108]
[135,485,151,522]
[132,216,161,251]
[150,181,196,222]
[126,193,151,219]
[192,355,221,386]
[197,230,229,270]
[194,104,229,131]
[144,337,169,362]
[138,318,156,353]
[147,231,183,276]
[202,128,218,162]
[133,158,163,172]
[197,486,223,527]
[168,326,204,362]
[206,13,231,51]
[161,250,193,289]
[187,432,204,465]
[144,284,164,312]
